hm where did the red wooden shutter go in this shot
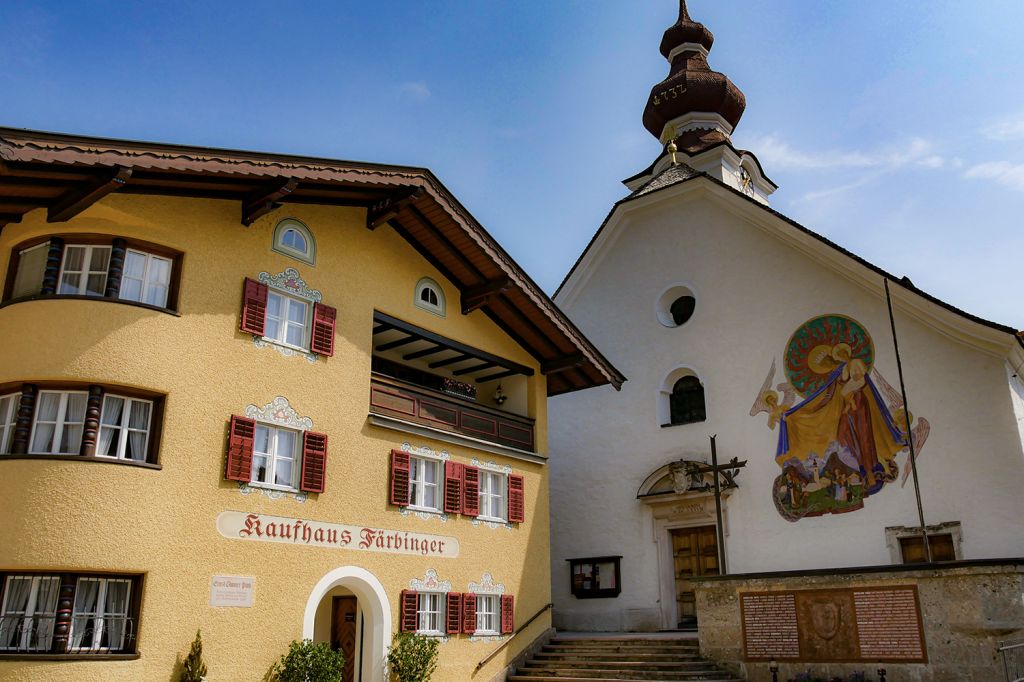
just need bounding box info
[445,592,463,634]
[400,590,419,633]
[240,278,268,335]
[444,461,463,514]
[299,431,328,494]
[225,415,256,482]
[311,302,337,356]
[390,450,411,506]
[462,466,480,516]
[508,474,525,523]
[500,594,515,634]
[462,592,477,634]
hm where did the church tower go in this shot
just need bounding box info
[625,0,777,204]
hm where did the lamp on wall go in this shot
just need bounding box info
[493,384,508,406]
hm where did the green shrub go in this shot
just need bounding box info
[387,632,439,682]
[180,629,208,682]
[270,639,346,682]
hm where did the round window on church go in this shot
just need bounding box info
[656,284,697,328]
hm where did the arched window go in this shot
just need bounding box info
[669,376,706,425]
[273,218,316,265]
[414,278,445,316]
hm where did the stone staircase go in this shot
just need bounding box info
[508,635,744,682]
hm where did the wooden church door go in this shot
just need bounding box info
[671,525,719,628]
[331,596,358,682]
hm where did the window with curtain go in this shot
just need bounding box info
[30,390,88,454]
[119,250,172,308]
[478,471,507,522]
[265,291,310,349]
[98,396,153,461]
[409,456,440,511]
[252,423,299,490]
[0,573,139,655]
[475,594,499,634]
[58,245,111,297]
[0,393,17,454]
[416,592,444,634]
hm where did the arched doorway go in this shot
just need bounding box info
[303,567,392,682]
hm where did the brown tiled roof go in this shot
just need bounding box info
[0,127,625,396]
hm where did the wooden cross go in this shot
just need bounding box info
[678,435,746,575]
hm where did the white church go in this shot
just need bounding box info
[546,3,1024,678]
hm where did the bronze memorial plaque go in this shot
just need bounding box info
[741,586,926,663]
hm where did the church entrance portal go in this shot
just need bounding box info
[670,525,719,629]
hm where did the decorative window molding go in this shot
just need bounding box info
[246,269,334,364]
[258,268,322,303]
[414,277,445,317]
[238,483,307,503]
[244,396,314,431]
[399,442,451,462]
[409,569,451,593]
[272,218,316,265]
[471,457,513,475]
[468,573,505,596]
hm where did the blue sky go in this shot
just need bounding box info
[2,1,1022,328]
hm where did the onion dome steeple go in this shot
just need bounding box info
[642,0,746,154]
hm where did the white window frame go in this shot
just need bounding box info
[97,395,153,461]
[408,455,442,513]
[475,594,500,635]
[30,390,88,455]
[272,218,316,265]
[0,393,17,454]
[69,577,132,652]
[264,290,311,351]
[57,244,111,297]
[414,277,445,317]
[416,592,445,635]
[119,249,172,308]
[0,575,60,651]
[251,422,301,492]
[478,470,508,522]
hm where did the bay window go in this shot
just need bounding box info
[98,395,153,461]
[0,393,17,454]
[3,236,181,311]
[0,573,139,656]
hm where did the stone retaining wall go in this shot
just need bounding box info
[692,560,1024,682]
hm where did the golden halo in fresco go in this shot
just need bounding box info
[784,315,874,397]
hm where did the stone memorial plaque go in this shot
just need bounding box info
[741,585,926,663]
[740,593,799,659]
[210,575,256,607]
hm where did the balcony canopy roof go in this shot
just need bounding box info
[0,127,625,396]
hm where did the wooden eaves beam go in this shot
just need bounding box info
[47,166,132,223]
[461,276,512,314]
[366,187,425,230]
[541,353,586,375]
[242,177,299,226]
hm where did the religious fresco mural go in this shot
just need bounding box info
[750,314,930,521]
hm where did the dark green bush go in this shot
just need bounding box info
[180,630,208,682]
[387,632,439,682]
[271,639,346,682]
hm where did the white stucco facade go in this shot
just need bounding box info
[548,177,1024,631]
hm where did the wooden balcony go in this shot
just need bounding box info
[369,373,535,452]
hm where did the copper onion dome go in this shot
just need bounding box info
[642,0,746,154]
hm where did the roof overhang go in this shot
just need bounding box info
[0,127,625,396]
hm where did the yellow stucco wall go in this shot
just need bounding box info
[0,194,552,681]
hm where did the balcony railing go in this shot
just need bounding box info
[0,614,135,655]
[370,373,535,452]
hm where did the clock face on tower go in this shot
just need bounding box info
[739,167,754,197]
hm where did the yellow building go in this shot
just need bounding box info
[0,128,623,681]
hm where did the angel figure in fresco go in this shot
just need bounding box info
[749,359,797,430]
[752,314,931,522]
[869,369,932,487]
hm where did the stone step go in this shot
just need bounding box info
[508,676,744,682]
[540,650,703,659]
[550,638,700,647]
[545,644,700,653]
[515,667,735,680]
[527,659,716,670]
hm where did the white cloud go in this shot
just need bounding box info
[981,113,1024,141]
[398,81,432,102]
[963,161,1024,192]
[745,134,947,172]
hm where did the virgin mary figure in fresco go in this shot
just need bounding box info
[758,315,914,521]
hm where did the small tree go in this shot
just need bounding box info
[180,630,208,682]
[271,639,345,682]
[387,632,439,682]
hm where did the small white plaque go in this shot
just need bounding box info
[210,575,256,608]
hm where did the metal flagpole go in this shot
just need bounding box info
[884,278,931,562]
